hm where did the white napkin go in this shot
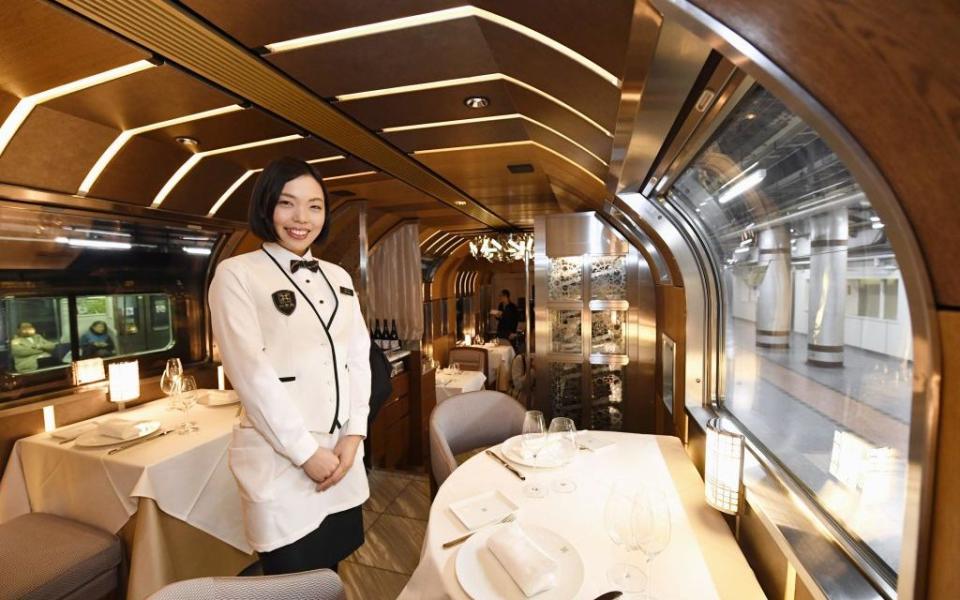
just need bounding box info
[97,418,142,440]
[487,522,558,597]
[49,422,98,441]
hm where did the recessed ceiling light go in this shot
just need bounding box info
[464,96,489,109]
[454,200,468,206]
[176,136,199,147]
[745,113,757,120]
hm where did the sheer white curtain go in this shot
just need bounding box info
[367,223,423,342]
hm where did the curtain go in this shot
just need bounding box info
[367,223,423,342]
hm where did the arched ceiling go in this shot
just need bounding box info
[0,0,641,247]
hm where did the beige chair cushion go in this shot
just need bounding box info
[0,512,121,600]
[453,446,488,465]
[146,568,345,600]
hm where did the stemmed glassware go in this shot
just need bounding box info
[636,490,672,599]
[520,410,548,498]
[604,483,672,596]
[547,417,578,493]
[174,375,199,434]
[160,358,182,398]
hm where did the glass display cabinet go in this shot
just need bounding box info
[534,213,656,432]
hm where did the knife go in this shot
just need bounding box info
[484,449,525,481]
[108,429,171,455]
[592,592,623,600]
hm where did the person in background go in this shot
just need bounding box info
[209,156,371,575]
[496,289,520,343]
[10,322,57,372]
[80,320,115,358]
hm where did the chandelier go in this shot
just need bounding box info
[468,232,533,262]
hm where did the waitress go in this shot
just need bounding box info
[209,156,371,574]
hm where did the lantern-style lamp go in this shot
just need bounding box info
[705,417,745,516]
[108,360,140,411]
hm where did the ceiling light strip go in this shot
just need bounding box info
[337,73,611,137]
[383,113,607,166]
[264,6,618,87]
[414,140,605,186]
[207,169,257,217]
[0,59,154,159]
[79,104,244,195]
[152,133,303,208]
[323,170,378,181]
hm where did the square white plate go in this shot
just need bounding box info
[449,490,519,530]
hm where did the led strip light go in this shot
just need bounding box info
[80,104,244,195]
[0,60,155,159]
[382,113,608,166]
[264,6,620,87]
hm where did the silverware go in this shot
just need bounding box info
[485,449,525,481]
[578,444,594,452]
[591,592,623,600]
[442,513,516,549]
[107,429,171,455]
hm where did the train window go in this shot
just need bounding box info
[76,294,175,360]
[1,296,72,374]
[667,84,911,576]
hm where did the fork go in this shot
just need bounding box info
[442,513,516,549]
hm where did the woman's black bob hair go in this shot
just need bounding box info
[248,156,331,244]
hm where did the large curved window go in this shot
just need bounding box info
[668,84,910,577]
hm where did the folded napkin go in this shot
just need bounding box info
[49,422,98,441]
[97,418,142,440]
[487,522,558,597]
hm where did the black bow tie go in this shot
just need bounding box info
[290,259,319,273]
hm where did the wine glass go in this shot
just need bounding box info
[547,417,578,493]
[604,480,647,593]
[521,411,549,498]
[636,490,672,599]
[175,376,199,434]
[160,358,182,398]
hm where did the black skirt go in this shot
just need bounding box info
[258,505,364,575]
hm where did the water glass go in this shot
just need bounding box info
[548,417,578,492]
[175,375,199,434]
[521,410,548,498]
[160,358,182,397]
[604,480,647,593]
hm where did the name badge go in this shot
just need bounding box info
[339,286,355,296]
[272,290,297,315]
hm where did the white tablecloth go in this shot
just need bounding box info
[399,432,764,600]
[470,343,515,385]
[0,397,251,553]
[435,369,487,403]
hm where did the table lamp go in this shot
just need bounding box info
[705,417,745,533]
[108,360,140,411]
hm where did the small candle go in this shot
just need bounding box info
[464,334,472,346]
[43,405,56,432]
[217,365,225,391]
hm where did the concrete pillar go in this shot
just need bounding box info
[807,208,848,367]
[756,227,792,348]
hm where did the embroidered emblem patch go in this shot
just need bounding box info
[339,286,355,296]
[272,290,297,315]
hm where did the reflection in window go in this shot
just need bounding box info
[1,297,71,373]
[77,294,174,359]
[668,84,911,576]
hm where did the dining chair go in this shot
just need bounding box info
[447,347,488,377]
[509,353,526,397]
[145,568,346,600]
[429,390,526,495]
[0,512,123,600]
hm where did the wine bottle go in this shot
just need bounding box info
[390,319,400,351]
[373,319,382,349]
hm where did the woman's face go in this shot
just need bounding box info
[92,322,106,334]
[272,174,326,256]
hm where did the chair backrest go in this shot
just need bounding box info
[429,390,526,487]
[145,568,345,600]
[509,353,526,394]
[448,347,488,375]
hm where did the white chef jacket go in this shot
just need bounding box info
[208,242,372,552]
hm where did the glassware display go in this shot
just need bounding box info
[551,310,582,353]
[591,310,625,354]
[548,256,582,301]
[550,362,582,419]
[591,254,627,300]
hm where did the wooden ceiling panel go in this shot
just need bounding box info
[44,65,237,130]
[225,137,341,170]
[505,84,612,160]
[523,126,607,178]
[319,157,377,179]
[142,108,298,151]
[267,20,498,98]
[383,119,528,153]
[89,135,192,206]
[181,0,462,49]
[216,176,257,223]
[0,105,116,193]
[0,91,17,123]
[478,21,621,132]
[0,0,147,97]
[161,156,247,214]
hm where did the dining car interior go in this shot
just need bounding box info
[0,1,956,599]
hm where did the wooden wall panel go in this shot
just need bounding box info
[692,0,960,307]
[0,106,116,193]
[90,135,191,205]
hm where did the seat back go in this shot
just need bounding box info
[509,353,526,396]
[429,390,526,487]
[146,568,345,600]
[447,347,488,375]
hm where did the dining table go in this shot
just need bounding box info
[0,394,254,600]
[399,431,764,600]
[435,368,488,403]
[462,342,516,391]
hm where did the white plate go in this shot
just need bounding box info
[500,435,568,469]
[456,524,584,600]
[74,421,161,447]
[449,490,519,530]
[198,389,239,406]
